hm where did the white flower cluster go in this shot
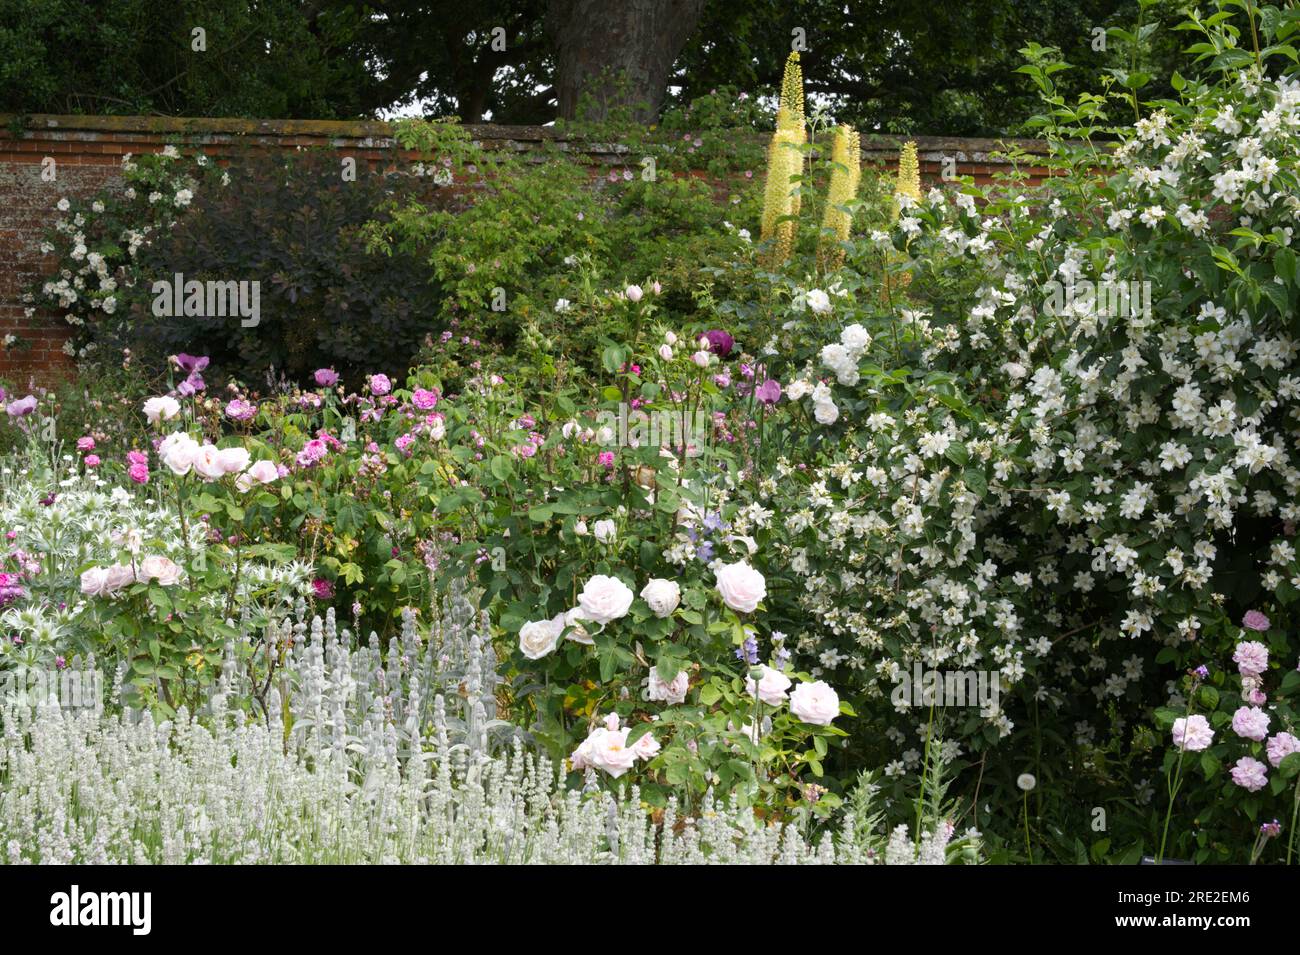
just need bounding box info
[765,66,1300,758]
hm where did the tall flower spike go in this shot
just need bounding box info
[761,52,808,267]
[761,128,804,265]
[818,125,861,271]
[776,52,805,134]
[892,140,921,222]
[886,140,922,294]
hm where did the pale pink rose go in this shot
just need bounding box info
[158,432,200,476]
[1266,732,1300,768]
[576,575,634,625]
[1242,610,1270,632]
[630,731,660,761]
[142,395,180,426]
[215,446,251,475]
[137,555,182,586]
[103,563,136,594]
[235,459,279,492]
[1229,756,1269,792]
[79,567,111,597]
[647,665,688,704]
[789,680,840,726]
[715,560,766,613]
[191,444,226,481]
[1232,705,1271,742]
[1233,640,1269,677]
[625,284,643,302]
[744,664,791,706]
[519,615,563,660]
[575,714,638,778]
[1171,714,1214,752]
[639,578,680,618]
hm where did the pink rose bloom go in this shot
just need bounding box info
[630,731,660,761]
[790,680,841,726]
[235,459,279,492]
[1266,732,1300,768]
[715,560,767,613]
[646,665,689,704]
[158,432,200,476]
[1242,610,1270,631]
[296,439,328,467]
[576,575,634,625]
[79,567,110,597]
[83,454,100,468]
[225,398,257,421]
[314,368,338,387]
[411,388,439,410]
[369,374,392,396]
[744,664,791,706]
[1233,640,1269,677]
[76,436,95,451]
[1231,705,1271,742]
[597,450,616,469]
[103,563,136,594]
[1171,714,1215,752]
[128,462,150,484]
[126,450,148,467]
[215,446,251,475]
[191,444,226,481]
[1229,756,1269,792]
[573,714,638,778]
[137,555,182,586]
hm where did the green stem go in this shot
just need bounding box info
[1023,790,1033,863]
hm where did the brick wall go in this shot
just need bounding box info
[0,114,1055,388]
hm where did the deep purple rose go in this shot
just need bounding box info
[703,330,734,358]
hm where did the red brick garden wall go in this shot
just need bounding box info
[0,114,1054,388]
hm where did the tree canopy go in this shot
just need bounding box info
[1,0,1191,134]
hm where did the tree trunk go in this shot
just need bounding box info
[546,0,704,123]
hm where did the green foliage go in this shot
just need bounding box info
[0,0,374,118]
